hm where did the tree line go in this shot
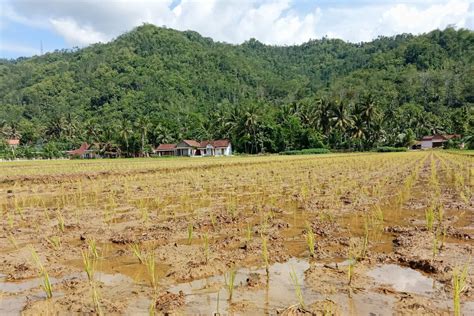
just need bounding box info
[0,24,472,158]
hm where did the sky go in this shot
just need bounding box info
[0,0,473,58]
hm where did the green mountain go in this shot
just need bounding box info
[0,24,473,155]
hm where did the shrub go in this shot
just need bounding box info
[281,148,331,155]
[374,146,407,152]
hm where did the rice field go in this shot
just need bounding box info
[0,151,472,315]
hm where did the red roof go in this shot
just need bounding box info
[7,139,20,146]
[212,139,230,148]
[199,139,230,148]
[182,140,201,147]
[156,144,176,151]
[421,134,461,141]
[67,143,90,155]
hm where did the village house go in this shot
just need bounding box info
[66,142,121,158]
[66,143,97,158]
[155,139,232,157]
[413,134,461,149]
[155,143,177,156]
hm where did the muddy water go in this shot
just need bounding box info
[367,264,438,295]
[66,243,169,284]
[127,258,399,315]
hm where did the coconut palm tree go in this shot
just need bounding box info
[332,99,353,132]
[119,119,133,157]
[316,98,332,136]
[136,116,152,157]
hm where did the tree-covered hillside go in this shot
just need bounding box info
[0,24,473,156]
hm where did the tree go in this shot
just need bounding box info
[119,119,133,157]
[136,116,152,157]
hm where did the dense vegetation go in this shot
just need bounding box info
[0,24,473,157]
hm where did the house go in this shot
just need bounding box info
[155,144,177,156]
[155,139,232,157]
[418,134,461,149]
[6,138,20,148]
[67,142,121,158]
[66,143,97,158]
[176,140,201,156]
[198,140,232,156]
[411,140,422,150]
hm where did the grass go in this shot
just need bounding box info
[425,205,435,231]
[225,267,236,301]
[372,204,384,223]
[289,266,305,309]
[130,243,145,264]
[87,238,100,259]
[347,257,356,288]
[452,263,469,316]
[82,249,96,282]
[46,236,61,251]
[145,251,157,290]
[91,283,103,316]
[305,222,316,257]
[30,247,53,299]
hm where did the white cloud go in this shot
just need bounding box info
[2,0,473,48]
[49,18,108,46]
[380,0,471,34]
[313,0,472,42]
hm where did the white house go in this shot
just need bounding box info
[155,139,232,157]
[198,140,232,156]
[419,134,460,149]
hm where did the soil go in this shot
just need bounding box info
[0,152,472,315]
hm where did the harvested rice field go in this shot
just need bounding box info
[0,151,473,315]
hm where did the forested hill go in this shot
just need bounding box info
[0,24,473,155]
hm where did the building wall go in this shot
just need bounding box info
[214,145,232,156]
[225,144,232,155]
[421,140,432,149]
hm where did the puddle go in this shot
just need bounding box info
[170,257,313,314]
[0,271,131,294]
[367,264,438,295]
[67,243,169,284]
[0,273,81,293]
[0,296,27,315]
[127,258,396,315]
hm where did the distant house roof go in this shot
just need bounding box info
[421,134,461,141]
[198,141,214,148]
[212,139,230,148]
[156,144,176,151]
[199,140,230,148]
[180,140,201,147]
[67,143,90,156]
[7,139,20,146]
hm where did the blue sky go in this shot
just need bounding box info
[1,0,473,59]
